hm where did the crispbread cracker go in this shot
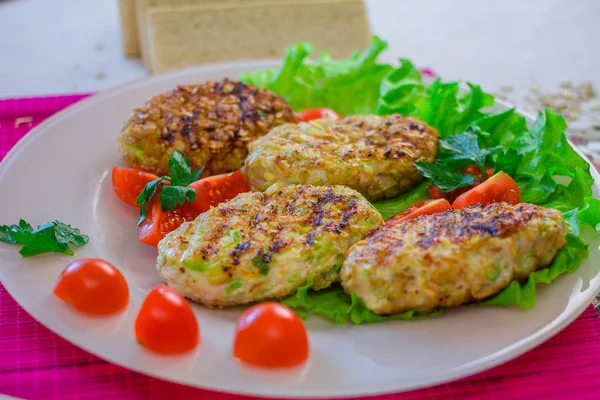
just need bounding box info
[146,0,371,72]
[136,0,290,67]
[119,0,140,57]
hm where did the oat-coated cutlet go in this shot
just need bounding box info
[341,202,569,314]
[157,184,383,307]
[118,79,295,177]
[244,114,439,201]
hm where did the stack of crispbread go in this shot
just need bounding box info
[119,0,372,73]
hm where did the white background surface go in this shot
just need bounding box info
[0,0,599,99]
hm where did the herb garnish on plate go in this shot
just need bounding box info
[0,219,88,258]
[136,150,203,225]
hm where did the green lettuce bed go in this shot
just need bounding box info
[240,36,600,324]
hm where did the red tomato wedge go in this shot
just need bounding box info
[53,258,129,315]
[429,166,495,203]
[135,285,200,355]
[189,170,250,214]
[452,171,521,209]
[112,167,159,207]
[137,201,199,246]
[295,108,341,123]
[233,302,309,368]
[385,199,452,227]
[461,165,495,177]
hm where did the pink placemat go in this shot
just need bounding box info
[1,94,600,400]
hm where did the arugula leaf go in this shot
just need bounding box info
[439,130,500,179]
[159,186,196,211]
[414,161,475,192]
[0,220,88,258]
[372,180,430,220]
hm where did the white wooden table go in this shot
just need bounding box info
[0,0,599,104]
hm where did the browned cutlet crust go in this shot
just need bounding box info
[156,185,382,306]
[244,114,439,200]
[118,79,295,176]
[190,185,369,269]
[377,203,556,249]
[341,202,569,314]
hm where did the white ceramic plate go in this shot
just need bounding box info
[1,60,599,398]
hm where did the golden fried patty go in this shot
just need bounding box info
[341,203,568,314]
[157,184,382,307]
[243,114,439,201]
[118,79,295,176]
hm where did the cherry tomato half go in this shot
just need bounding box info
[135,285,200,355]
[385,199,452,227]
[137,201,199,246]
[295,108,341,123]
[189,170,250,214]
[53,258,129,315]
[452,171,521,209]
[112,167,159,207]
[429,166,495,203]
[233,302,309,368]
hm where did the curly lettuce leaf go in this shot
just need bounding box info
[281,281,441,324]
[377,61,494,137]
[240,36,393,116]
[493,148,522,176]
[577,198,600,233]
[376,58,427,117]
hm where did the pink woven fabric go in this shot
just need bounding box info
[1,94,600,400]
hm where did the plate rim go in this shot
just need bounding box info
[1,59,599,398]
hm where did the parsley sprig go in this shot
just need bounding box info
[136,151,203,225]
[414,129,500,192]
[438,130,500,180]
[414,161,475,192]
[0,219,89,258]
